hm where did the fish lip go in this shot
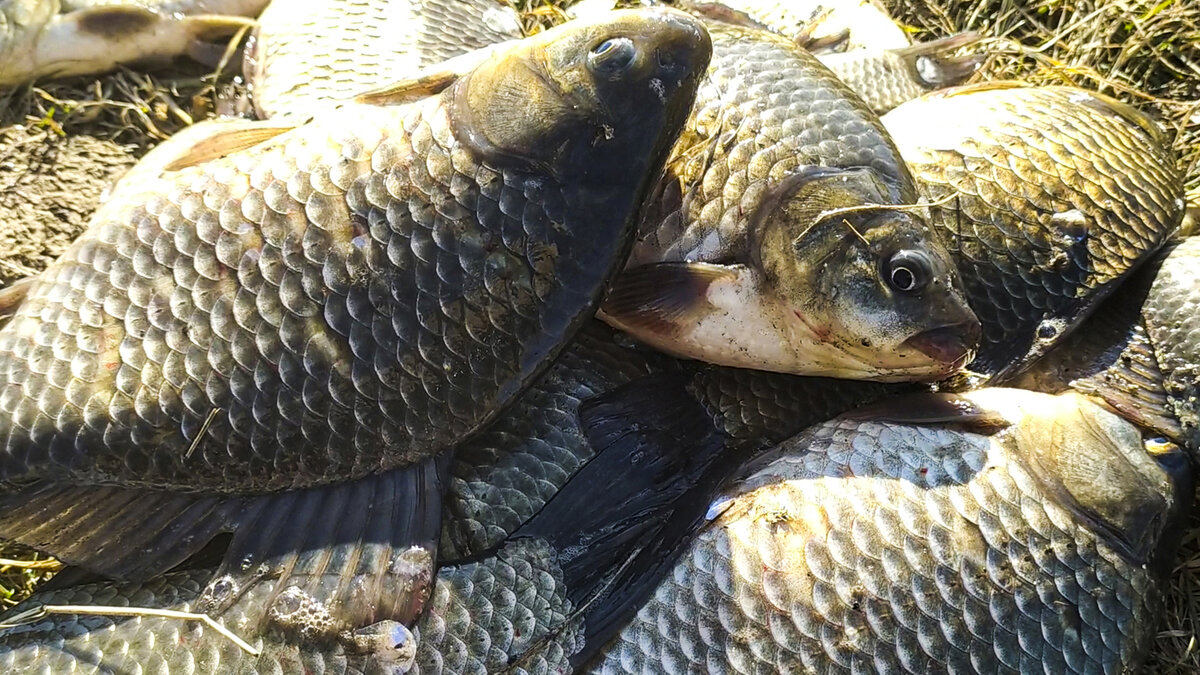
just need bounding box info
[902,322,981,373]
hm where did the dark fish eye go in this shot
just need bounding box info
[885,249,933,293]
[588,37,637,78]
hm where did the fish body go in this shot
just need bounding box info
[246,0,524,118]
[0,369,739,674]
[0,0,268,87]
[591,387,1192,673]
[0,6,712,639]
[0,8,709,493]
[882,83,1186,377]
[599,21,979,382]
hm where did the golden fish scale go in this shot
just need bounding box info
[0,93,607,493]
[591,416,1160,674]
[885,86,1183,374]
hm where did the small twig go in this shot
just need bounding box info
[0,604,260,655]
[185,408,222,459]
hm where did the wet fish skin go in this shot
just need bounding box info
[0,0,268,87]
[591,387,1192,674]
[600,22,979,382]
[684,364,906,445]
[441,317,909,559]
[0,538,581,674]
[246,0,524,118]
[882,84,1186,377]
[627,23,916,266]
[0,8,712,494]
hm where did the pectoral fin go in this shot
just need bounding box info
[199,456,448,637]
[600,262,737,337]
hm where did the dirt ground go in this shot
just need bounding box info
[0,0,1197,670]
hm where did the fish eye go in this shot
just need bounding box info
[884,249,933,293]
[588,37,638,78]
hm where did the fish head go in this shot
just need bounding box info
[753,166,980,382]
[971,388,1193,574]
[449,7,712,187]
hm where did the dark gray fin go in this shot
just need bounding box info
[0,484,244,579]
[197,456,448,640]
[894,32,985,87]
[842,391,1011,434]
[512,374,734,666]
[601,262,736,337]
[0,276,37,322]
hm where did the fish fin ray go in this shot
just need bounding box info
[158,120,299,172]
[600,262,737,336]
[0,277,39,324]
[0,484,240,579]
[353,43,510,106]
[197,459,447,639]
[841,391,1012,433]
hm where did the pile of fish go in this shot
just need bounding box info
[0,0,1192,673]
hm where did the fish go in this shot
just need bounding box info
[0,0,269,87]
[882,82,1186,377]
[1010,235,1200,455]
[0,6,712,644]
[599,20,980,382]
[589,387,1194,673]
[245,0,525,118]
[674,0,912,51]
[0,373,738,673]
[815,32,986,113]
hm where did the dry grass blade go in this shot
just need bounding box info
[0,604,260,655]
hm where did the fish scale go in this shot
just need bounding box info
[246,0,524,118]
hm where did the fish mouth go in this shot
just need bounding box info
[902,322,981,373]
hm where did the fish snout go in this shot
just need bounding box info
[646,9,713,86]
[902,320,981,374]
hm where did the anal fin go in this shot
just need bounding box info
[0,484,243,579]
[198,455,448,640]
[0,457,448,645]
